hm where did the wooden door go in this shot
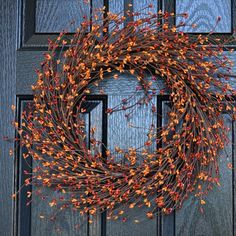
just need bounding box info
[0,0,235,236]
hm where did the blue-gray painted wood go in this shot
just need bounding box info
[133,0,158,19]
[0,0,17,235]
[22,0,104,48]
[17,98,104,236]
[8,0,236,235]
[36,0,90,33]
[16,52,236,236]
[176,0,231,33]
[105,86,157,236]
[109,0,124,15]
[176,115,234,236]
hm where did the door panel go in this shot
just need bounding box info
[105,77,158,236]
[30,100,105,236]
[109,0,124,15]
[16,97,106,236]
[0,0,17,235]
[176,115,234,236]
[176,0,231,32]
[109,0,158,26]
[1,0,234,235]
[17,52,236,236]
[22,0,104,48]
[36,0,90,33]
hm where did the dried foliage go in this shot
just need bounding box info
[15,6,236,222]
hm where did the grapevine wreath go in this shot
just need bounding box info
[16,6,236,222]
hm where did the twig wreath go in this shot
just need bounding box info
[16,6,236,222]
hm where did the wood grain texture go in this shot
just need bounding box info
[103,75,157,236]
[176,0,231,33]
[109,0,124,14]
[0,0,17,235]
[16,98,33,236]
[109,0,124,30]
[16,59,166,94]
[16,51,46,95]
[17,53,154,93]
[35,0,90,33]
[29,102,89,236]
[31,191,88,236]
[133,0,158,20]
[31,101,103,236]
[16,46,236,236]
[176,115,234,236]
[22,0,104,48]
[27,100,104,235]
[91,0,104,25]
[225,52,236,91]
[89,74,160,235]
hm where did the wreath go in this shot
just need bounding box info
[16,6,236,222]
